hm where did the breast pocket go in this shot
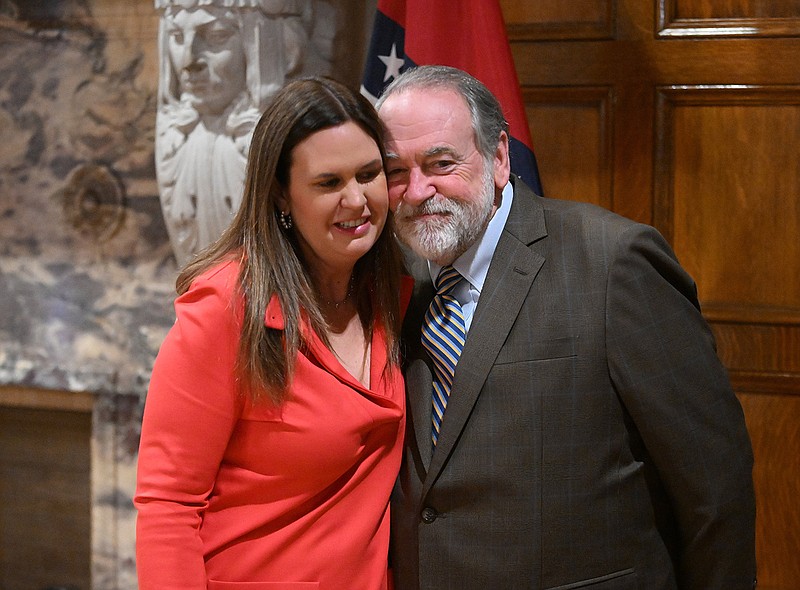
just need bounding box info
[546,568,637,590]
[485,336,580,406]
[493,335,578,365]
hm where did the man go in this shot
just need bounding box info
[376,65,756,589]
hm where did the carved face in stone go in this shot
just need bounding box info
[165,7,247,116]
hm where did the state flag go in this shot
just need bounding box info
[361,0,543,195]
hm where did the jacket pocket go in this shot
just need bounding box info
[546,568,637,590]
[494,335,578,365]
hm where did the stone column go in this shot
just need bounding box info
[153,0,328,266]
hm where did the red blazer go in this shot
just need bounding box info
[135,260,411,590]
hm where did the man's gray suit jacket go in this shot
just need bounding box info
[390,176,756,590]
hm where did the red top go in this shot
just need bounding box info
[135,260,411,589]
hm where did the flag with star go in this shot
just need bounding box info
[361,0,543,195]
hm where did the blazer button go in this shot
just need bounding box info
[420,507,438,523]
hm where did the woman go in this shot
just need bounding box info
[134,77,410,589]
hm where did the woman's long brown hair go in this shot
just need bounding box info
[176,77,404,405]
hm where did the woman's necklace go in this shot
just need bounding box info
[322,276,355,310]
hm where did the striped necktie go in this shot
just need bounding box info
[421,266,466,446]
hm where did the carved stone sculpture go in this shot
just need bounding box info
[154,0,320,266]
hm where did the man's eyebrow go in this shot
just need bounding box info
[424,146,460,158]
[383,146,460,162]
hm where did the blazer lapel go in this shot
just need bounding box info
[423,178,547,494]
[407,356,435,467]
[401,252,437,468]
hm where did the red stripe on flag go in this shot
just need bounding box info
[377,0,406,28]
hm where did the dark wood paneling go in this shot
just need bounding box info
[737,392,800,590]
[511,37,800,86]
[501,0,615,40]
[503,0,800,587]
[0,406,91,590]
[711,323,800,374]
[670,0,800,18]
[654,85,800,311]
[659,0,800,38]
[521,86,613,206]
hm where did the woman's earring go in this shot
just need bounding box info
[278,210,293,230]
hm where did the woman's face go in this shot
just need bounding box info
[282,121,388,278]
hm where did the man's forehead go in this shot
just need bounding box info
[382,89,473,148]
[381,87,466,117]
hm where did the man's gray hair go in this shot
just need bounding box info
[375,65,508,162]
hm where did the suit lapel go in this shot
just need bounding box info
[407,357,434,467]
[422,178,547,494]
[401,252,437,468]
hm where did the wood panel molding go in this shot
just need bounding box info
[737,391,800,589]
[502,0,615,41]
[711,322,800,375]
[0,385,94,412]
[704,303,800,326]
[520,86,614,207]
[730,370,800,396]
[654,84,800,321]
[657,0,800,38]
[708,314,800,379]
[0,405,92,588]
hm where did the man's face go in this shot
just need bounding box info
[165,7,246,116]
[380,88,509,266]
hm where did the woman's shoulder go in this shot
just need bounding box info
[174,257,245,328]
[194,257,241,287]
[180,257,241,299]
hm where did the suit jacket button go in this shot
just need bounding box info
[420,507,438,523]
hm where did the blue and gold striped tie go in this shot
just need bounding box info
[421,266,466,447]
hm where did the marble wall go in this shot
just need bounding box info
[0,1,373,588]
[0,3,177,587]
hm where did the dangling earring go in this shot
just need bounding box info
[278,210,293,230]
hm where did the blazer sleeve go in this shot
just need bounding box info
[134,268,243,589]
[605,223,756,589]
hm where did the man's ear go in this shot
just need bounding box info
[493,131,511,188]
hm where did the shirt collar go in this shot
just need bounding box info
[428,181,514,291]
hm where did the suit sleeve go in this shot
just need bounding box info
[605,223,756,589]
[134,270,243,589]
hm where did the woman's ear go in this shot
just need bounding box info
[276,190,289,214]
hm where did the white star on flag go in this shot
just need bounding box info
[378,43,405,82]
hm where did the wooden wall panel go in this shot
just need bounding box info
[655,86,800,312]
[503,0,800,586]
[501,0,614,39]
[522,87,613,206]
[0,406,91,590]
[659,0,800,37]
[654,88,800,587]
[669,0,800,19]
[738,392,800,590]
[712,323,800,374]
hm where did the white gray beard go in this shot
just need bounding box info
[395,164,495,266]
